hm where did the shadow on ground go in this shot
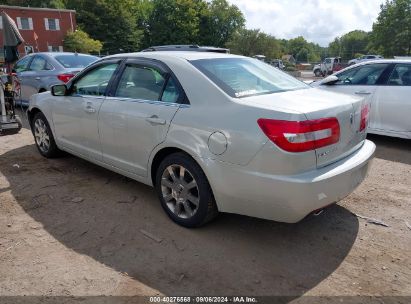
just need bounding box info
[0,143,361,298]
[367,134,411,165]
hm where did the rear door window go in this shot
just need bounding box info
[387,64,411,86]
[115,64,166,101]
[29,56,47,71]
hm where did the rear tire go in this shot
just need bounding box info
[155,152,218,227]
[32,112,60,158]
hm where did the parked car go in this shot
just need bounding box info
[269,59,285,70]
[312,59,411,139]
[313,57,344,77]
[13,52,99,105]
[27,52,375,227]
[348,54,383,66]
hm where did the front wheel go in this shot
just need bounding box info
[155,152,218,227]
[32,112,60,158]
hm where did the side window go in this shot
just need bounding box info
[115,65,165,101]
[161,77,180,103]
[45,61,54,70]
[387,64,411,86]
[14,56,31,72]
[336,64,388,85]
[325,59,331,64]
[72,63,118,96]
[29,56,47,71]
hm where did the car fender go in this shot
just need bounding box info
[27,92,57,137]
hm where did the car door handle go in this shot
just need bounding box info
[146,115,166,125]
[35,77,41,80]
[84,103,96,113]
[355,91,371,95]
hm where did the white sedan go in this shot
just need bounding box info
[313,59,411,139]
[27,52,375,227]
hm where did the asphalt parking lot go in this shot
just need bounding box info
[0,111,410,301]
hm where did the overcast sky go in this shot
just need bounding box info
[228,0,383,46]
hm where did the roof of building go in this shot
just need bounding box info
[0,5,76,13]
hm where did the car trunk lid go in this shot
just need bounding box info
[241,88,368,168]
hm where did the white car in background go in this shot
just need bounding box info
[348,54,383,66]
[313,59,411,139]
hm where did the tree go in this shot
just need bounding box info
[370,0,411,56]
[286,36,322,62]
[63,29,102,54]
[328,30,370,60]
[296,47,309,62]
[198,0,245,47]
[66,0,143,54]
[226,28,281,59]
[146,0,203,46]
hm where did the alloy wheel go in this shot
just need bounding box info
[161,164,200,219]
[34,118,50,154]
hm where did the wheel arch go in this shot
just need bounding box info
[27,107,43,129]
[150,146,194,186]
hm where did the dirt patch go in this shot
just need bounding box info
[0,118,410,299]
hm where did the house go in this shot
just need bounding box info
[0,5,76,59]
[281,54,296,65]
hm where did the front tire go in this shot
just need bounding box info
[32,112,60,158]
[155,152,218,227]
[314,69,322,77]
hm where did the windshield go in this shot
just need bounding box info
[191,57,308,98]
[54,54,99,69]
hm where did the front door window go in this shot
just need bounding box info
[72,63,118,96]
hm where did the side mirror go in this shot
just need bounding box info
[321,75,339,85]
[51,84,67,96]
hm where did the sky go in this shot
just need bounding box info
[227,0,383,46]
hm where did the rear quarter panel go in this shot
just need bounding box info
[161,56,306,166]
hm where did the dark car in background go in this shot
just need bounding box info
[13,52,99,105]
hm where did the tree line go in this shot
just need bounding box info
[3,0,411,62]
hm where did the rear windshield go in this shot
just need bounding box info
[191,58,308,98]
[54,54,99,68]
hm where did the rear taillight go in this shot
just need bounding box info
[57,73,75,83]
[359,103,370,132]
[257,118,340,153]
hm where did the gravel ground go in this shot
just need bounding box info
[0,112,410,302]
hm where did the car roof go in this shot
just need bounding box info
[24,52,98,58]
[335,59,411,75]
[141,45,229,53]
[353,59,411,65]
[106,51,245,61]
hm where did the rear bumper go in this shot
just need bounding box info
[207,139,376,223]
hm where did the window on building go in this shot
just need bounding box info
[48,46,63,52]
[44,18,60,30]
[16,17,33,30]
